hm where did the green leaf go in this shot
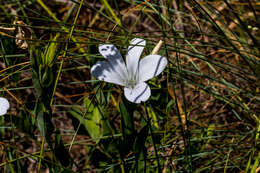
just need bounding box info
[102,117,114,137]
[40,66,54,88]
[133,124,149,172]
[30,44,44,69]
[119,99,137,157]
[147,107,159,128]
[36,112,46,137]
[85,107,102,143]
[54,132,71,167]
[11,110,36,137]
[69,103,102,143]
[43,33,60,66]
[133,125,149,156]
[84,97,95,113]
[36,111,54,140]
[119,100,135,138]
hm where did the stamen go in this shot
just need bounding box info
[126,79,136,89]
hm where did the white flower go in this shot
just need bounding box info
[0,97,10,116]
[91,38,167,103]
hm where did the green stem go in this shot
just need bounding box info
[37,137,45,172]
[145,106,161,173]
[50,0,84,106]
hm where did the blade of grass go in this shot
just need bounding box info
[36,0,87,54]
[102,0,122,28]
[50,0,84,106]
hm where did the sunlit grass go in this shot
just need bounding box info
[0,0,259,172]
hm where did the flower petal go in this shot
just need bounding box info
[91,61,125,86]
[0,97,10,116]
[126,38,146,79]
[138,55,167,82]
[124,82,151,103]
[99,44,127,78]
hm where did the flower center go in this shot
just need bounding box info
[126,79,137,89]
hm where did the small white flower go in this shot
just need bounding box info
[91,38,167,103]
[0,97,10,116]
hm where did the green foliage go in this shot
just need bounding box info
[119,99,136,140]
[0,0,259,172]
[69,98,102,143]
[30,34,60,103]
[36,111,54,138]
[133,124,149,172]
[29,33,73,168]
[43,34,60,67]
[54,132,71,168]
[0,35,20,82]
[12,110,36,137]
[30,35,59,141]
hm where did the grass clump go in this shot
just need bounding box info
[0,0,259,172]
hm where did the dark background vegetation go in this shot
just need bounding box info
[0,0,259,172]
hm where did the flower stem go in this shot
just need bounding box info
[37,137,45,171]
[145,105,161,172]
